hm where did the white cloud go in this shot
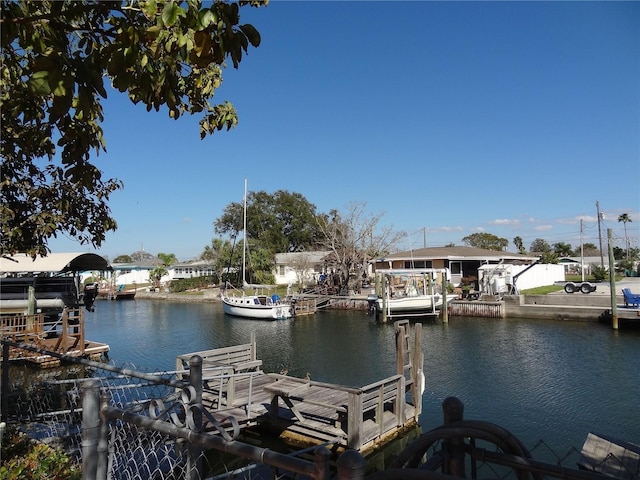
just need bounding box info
[534,224,553,231]
[489,218,521,226]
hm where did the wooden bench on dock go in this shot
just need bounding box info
[176,333,264,409]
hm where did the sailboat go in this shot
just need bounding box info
[220,180,294,320]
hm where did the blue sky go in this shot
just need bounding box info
[49,1,640,261]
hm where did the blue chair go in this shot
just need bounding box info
[622,288,640,307]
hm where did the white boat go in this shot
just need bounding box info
[220,180,294,320]
[221,290,294,320]
[367,268,457,319]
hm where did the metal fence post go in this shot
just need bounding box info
[188,355,203,480]
[96,393,111,480]
[442,396,465,477]
[336,449,367,480]
[313,446,331,480]
[82,379,101,480]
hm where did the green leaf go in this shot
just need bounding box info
[161,2,186,26]
[199,10,215,28]
[28,70,51,95]
[193,30,212,57]
[239,24,261,47]
[143,0,158,17]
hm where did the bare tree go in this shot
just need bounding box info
[317,202,404,294]
[289,253,314,291]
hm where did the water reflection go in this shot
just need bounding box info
[86,299,640,457]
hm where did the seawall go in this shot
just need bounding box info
[134,286,640,322]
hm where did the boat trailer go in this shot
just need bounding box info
[561,281,597,294]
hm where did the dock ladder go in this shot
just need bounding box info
[395,320,424,419]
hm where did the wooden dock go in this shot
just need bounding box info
[0,309,110,367]
[176,321,424,455]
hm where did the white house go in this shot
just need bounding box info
[105,261,171,286]
[171,260,216,280]
[274,251,330,286]
[558,256,610,276]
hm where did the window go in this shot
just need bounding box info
[403,260,432,269]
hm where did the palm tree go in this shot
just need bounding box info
[618,213,632,259]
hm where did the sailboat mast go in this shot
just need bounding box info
[242,178,247,287]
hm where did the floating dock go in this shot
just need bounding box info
[176,320,423,455]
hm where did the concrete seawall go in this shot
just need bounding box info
[134,280,640,323]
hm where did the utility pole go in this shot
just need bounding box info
[596,201,604,268]
[580,219,585,282]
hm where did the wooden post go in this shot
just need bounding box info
[381,275,388,323]
[413,323,423,417]
[441,273,449,323]
[27,286,35,315]
[347,391,363,451]
[608,229,618,330]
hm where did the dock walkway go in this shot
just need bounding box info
[176,321,423,455]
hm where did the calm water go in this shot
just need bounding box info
[86,299,640,456]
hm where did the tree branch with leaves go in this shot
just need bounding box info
[1,0,267,257]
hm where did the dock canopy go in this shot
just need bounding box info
[0,253,111,274]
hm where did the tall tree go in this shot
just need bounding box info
[573,243,600,257]
[553,242,573,257]
[618,213,632,259]
[1,0,266,258]
[513,236,525,254]
[201,237,241,285]
[157,252,178,266]
[529,238,551,253]
[214,189,321,254]
[461,232,509,251]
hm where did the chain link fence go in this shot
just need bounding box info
[1,341,636,480]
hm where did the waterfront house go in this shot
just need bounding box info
[171,260,216,280]
[274,251,331,287]
[106,260,163,286]
[371,246,539,290]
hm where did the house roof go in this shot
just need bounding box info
[275,251,331,264]
[559,256,609,265]
[0,253,111,274]
[172,260,215,268]
[376,246,538,263]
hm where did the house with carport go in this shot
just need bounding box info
[370,246,549,293]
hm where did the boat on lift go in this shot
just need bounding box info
[367,268,457,320]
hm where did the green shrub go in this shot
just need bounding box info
[1,425,81,480]
[592,266,608,282]
[170,276,216,293]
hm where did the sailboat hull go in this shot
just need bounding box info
[221,294,294,320]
